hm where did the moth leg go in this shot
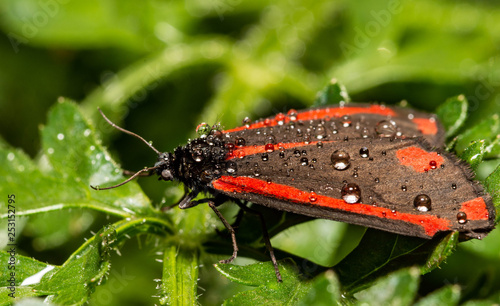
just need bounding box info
[180,196,239,265]
[161,188,195,212]
[177,190,200,209]
[207,200,238,265]
[235,202,282,282]
[231,205,246,231]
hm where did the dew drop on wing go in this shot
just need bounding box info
[309,191,318,202]
[265,143,274,152]
[341,183,361,204]
[457,212,468,224]
[261,153,269,161]
[331,150,350,170]
[359,147,369,158]
[414,194,432,212]
[375,120,397,137]
[226,161,237,174]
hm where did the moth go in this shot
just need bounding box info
[92,104,495,281]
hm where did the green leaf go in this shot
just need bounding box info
[334,230,458,293]
[298,270,341,306]
[313,78,351,107]
[271,220,364,267]
[421,232,458,274]
[0,286,49,305]
[435,95,468,138]
[0,249,51,284]
[485,164,500,223]
[485,135,500,159]
[36,218,170,304]
[215,259,309,305]
[1,0,165,50]
[0,99,155,219]
[1,217,171,304]
[160,245,199,305]
[414,285,461,306]
[462,291,500,306]
[354,267,420,305]
[460,140,486,171]
[34,224,117,305]
[454,115,500,155]
[0,251,56,304]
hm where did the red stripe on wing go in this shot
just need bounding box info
[225,105,397,133]
[212,176,451,237]
[227,141,330,160]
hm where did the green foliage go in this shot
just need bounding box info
[313,79,351,107]
[354,267,420,306]
[455,115,500,155]
[1,0,500,305]
[414,285,461,306]
[436,95,468,139]
[461,141,486,171]
[334,230,458,293]
[486,165,500,223]
[216,259,309,305]
[0,100,154,219]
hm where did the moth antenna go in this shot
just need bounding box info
[97,107,161,155]
[91,166,160,190]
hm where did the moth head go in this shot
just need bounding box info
[155,152,175,181]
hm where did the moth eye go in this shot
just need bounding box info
[161,169,174,181]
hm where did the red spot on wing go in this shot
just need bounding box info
[224,105,397,133]
[412,118,438,135]
[212,176,451,237]
[460,197,490,220]
[396,147,444,172]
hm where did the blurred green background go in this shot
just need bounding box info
[1,0,499,304]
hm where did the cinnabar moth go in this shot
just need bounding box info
[92,103,495,282]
